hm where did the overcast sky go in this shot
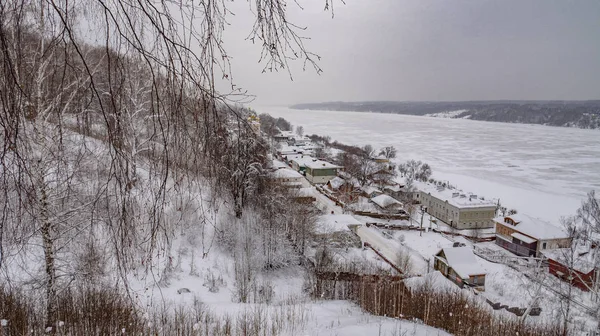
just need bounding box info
[218,0,600,106]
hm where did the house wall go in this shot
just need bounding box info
[306,168,338,184]
[434,258,448,276]
[469,274,486,289]
[434,253,464,288]
[548,258,595,291]
[496,222,516,237]
[511,237,538,257]
[538,238,573,252]
[275,176,303,184]
[496,236,535,256]
[457,208,495,229]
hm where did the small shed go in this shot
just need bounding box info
[434,246,486,291]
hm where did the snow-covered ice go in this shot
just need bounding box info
[261,106,600,221]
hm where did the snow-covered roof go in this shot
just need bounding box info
[328,177,346,190]
[270,169,303,179]
[543,247,598,274]
[288,155,316,167]
[305,160,342,169]
[496,214,570,240]
[436,246,486,279]
[383,184,403,192]
[371,194,402,209]
[414,181,496,209]
[403,271,460,294]
[272,159,288,169]
[315,214,362,234]
[296,187,316,198]
[361,185,382,195]
[279,148,305,155]
[511,232,537,244]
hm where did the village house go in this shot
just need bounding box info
[326,177,361,202]
[273,130,294,142]
[383,183,405,200]
[271,159,289,170]
[288,135,311,146]
[269,168,304,185]
[370,165,396,187]
[434,246,487,291]
[413,182,497,229]
[543,246,599,291]
[370,194,404,214]
[277,146,306,160]
[287,155,316,174]
[305,160,343,184]
[494,214,572,257]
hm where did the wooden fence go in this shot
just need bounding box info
[313,272,561,336]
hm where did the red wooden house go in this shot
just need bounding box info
[543,247,599,291]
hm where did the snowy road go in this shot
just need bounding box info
[356,225,429,274]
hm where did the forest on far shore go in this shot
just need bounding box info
[290,100,600,129]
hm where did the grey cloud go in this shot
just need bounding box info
[218,0,600,105]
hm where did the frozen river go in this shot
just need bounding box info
[260,106,600,222]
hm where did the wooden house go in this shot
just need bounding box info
[434,247,486,291]
[543,247,599,292]
[495,214,572,257]
[326,177,361,202]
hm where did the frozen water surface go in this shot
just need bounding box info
[261,106,600,222]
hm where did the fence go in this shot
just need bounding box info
[313,272,561,336]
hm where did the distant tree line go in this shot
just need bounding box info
[291,101,600,129]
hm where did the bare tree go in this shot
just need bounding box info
[398,160,432,188]
[295,125,304,137]
[0,0,337,331]
[379,146,397,159]
[579,191,600,240]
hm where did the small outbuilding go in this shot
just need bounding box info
[434,246,486,291]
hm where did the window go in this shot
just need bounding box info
[542,242,547,249]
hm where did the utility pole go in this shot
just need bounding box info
[420,206,426,237]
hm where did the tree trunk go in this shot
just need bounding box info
[40,180,57,334]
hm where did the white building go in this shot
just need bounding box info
[269,168,304,184]
[413,182,497,229]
